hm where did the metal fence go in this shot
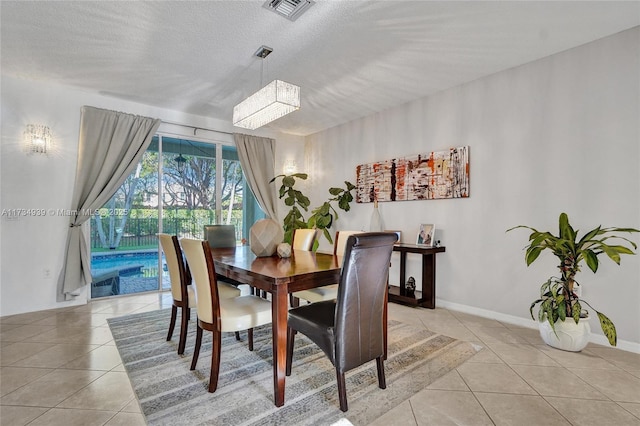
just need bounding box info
[90,216,243,250]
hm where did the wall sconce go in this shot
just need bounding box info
[24,124,52,155]
[283,159,297,174]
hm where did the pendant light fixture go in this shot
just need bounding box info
[175,140,187,172]
[233,46,300,130]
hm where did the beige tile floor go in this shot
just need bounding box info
[1,292,639,426]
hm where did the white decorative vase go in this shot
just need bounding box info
[369,200,383,232]
[538,317,591,352]
[249,219,283,257]
[276,242,292,258]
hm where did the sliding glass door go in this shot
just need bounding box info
[158,138,250,291]
[89,135,264,298]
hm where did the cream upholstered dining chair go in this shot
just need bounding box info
[203,224,252,341]
[286,232,397,411]
[292,228,317,251]
[180,238,272,393]
[158,234,241,355]
[288,228,319,307]
[291,230,360,307]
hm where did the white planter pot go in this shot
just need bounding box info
[538,317,591,352]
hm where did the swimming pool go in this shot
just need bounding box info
[90,251,171,298]
[91,251,163,276]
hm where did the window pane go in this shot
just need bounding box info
[89,148,160,298]
[161,138,217,239]
[221,146,244,241]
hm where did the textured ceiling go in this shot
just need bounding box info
[2,1,639,136]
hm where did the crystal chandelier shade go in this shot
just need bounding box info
[233,80,300,130]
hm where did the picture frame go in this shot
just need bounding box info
[416,224,435,246]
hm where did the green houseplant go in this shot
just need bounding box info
[508,212,638,348]
[269,173,355,246]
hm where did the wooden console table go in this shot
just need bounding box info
[388,244,446,309]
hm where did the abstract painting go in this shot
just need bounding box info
[355,146,469,203]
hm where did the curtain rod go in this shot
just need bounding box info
[161,120,234,136]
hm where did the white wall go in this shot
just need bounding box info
[299,28,640,348]
[0,76,303,316]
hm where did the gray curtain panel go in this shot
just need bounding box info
[234,133,278,220]
[57,106,161,300]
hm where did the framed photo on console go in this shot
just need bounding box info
[416,224,435,246]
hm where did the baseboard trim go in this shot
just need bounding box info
[436,299,640,354]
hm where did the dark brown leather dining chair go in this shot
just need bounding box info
[291,230,360,306]
[286,232,397,412]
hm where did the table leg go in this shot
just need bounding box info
[422,254,436,309]
[399,252,407,296]
[271,285,288,407]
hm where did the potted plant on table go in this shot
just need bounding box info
[270,173,355,247]
[507,213,638,351]
[270,173,311,244]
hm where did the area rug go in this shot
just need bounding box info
[108,309,480,426]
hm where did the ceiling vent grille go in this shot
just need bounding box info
[263,0,314,21]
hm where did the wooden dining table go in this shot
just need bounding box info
[209,246,343,407]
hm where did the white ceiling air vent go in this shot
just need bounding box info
[263,0,315,21]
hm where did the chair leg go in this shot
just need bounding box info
[336,368,348,412]
[167,305,177,341]
[286,296,300,342]
[248,328,254,351]
[208,329,222,393]
[289,294,300,308]
[235,331,241,341]
[286,326,295,376]
[376,356,386,389]
[177,306,189,355]
[190,324,203,370]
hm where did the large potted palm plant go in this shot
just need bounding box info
[508,213,638,351]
